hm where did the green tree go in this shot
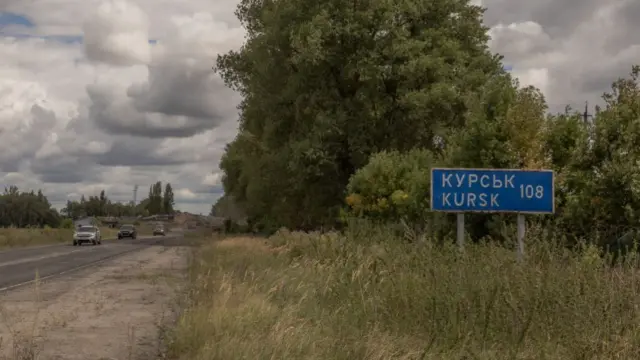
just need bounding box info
[555,66,640,243]
[0,187,61,228]
[346,149,435,225]
[217,0,505,231]
[144,181,164,215]
[163,183,175,214]
[211,194,246,222]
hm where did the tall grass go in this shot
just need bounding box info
[167,224,640,359]
[0,224,156,250]
[0,228,74,249]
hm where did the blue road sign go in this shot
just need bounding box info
[430,168,554,213]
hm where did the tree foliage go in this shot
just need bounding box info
[0,186,61,228]
[163,183,175,215]
[211,193,246,221]
[62,181,177,219]
[215,0,640,245]
[345,149,435,225]
[217,0,505,232]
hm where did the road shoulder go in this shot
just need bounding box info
[0,244,188,360]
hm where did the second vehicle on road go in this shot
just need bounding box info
[118,224,137,240]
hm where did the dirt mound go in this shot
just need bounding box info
[173,212,197,226]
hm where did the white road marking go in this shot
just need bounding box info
[0,249,89,268]
[0,245,142,293]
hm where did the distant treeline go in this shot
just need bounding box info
[0,181,176,228]
[62,181,175,219]
[0,186,61,228]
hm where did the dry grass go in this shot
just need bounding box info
[166,225,640,360]
[0,270,42,360]
[0,224,158,250]
[0,247,186,359]
[0,228,74,249]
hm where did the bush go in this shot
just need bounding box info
[60,218,74,229]
[345,149,436,224]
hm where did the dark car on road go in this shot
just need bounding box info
[118,224,137,239]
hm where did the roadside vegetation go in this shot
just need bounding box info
[0,224,159,249]
[0,227,75,249]
[168,228,640,359]
[167,0,640,358]
[0,181,176,248]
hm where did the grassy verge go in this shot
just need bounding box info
[0,228,75,249]
[0,224,155,250]
[167,225,640,360]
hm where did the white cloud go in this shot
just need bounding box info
[512,68,550,94]
[83,0,151,66]
[202,172,221,187]
[484,0,640,110]
[0,0,242,213]
[175,188,197,200]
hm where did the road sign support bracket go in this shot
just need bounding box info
[430,167,554,259]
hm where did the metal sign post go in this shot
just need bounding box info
[430,168,555,260]
[517,213,525,261]
[457,213,464,250]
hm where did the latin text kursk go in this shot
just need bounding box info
[439,173,515,208]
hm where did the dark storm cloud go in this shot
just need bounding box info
[190,184,223,195]
[481,0,640,112]
[87,56,239,139]
[128,59,237,120]
[30,156,101,183]
[92,139,189,167]
[87,84,214,138]
[0,158,22,173]
[0,104,57,172]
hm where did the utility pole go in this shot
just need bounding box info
[582,101,593,125]
[132,185,139,216]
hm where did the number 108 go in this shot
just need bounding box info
[520,185,544,199]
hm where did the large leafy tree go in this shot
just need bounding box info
[217,0,506,231]
[147,181,164,215]
[163,183,175,214]
[557,66,640,242]
[0,186,61,228]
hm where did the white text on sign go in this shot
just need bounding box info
[520,185,544,199]
[441,173,516,189]
[441,193,499,207]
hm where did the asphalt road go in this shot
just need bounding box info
[0,235,180,292]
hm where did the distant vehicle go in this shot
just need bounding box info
[153,225,166,236]
[73,226,101,246]
[118,224,137,239]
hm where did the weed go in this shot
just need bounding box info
[166,227,640,359]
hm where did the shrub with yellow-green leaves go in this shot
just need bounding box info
[345,149,435,224]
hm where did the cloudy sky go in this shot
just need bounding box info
[0,0,637,214]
